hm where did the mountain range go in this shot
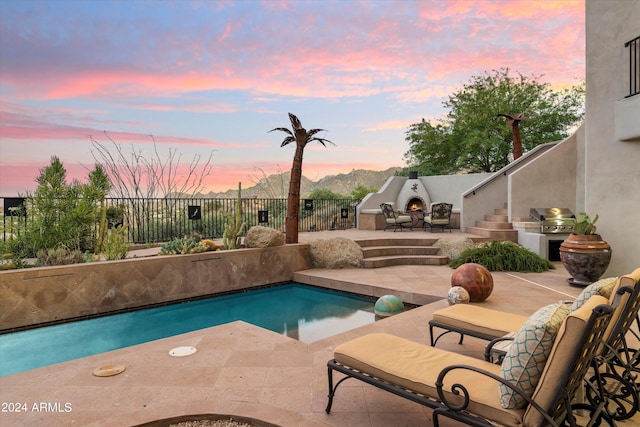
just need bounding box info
[198,167,402,198]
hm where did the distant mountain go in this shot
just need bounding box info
[198,167,401,198]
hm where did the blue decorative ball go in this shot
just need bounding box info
[374,295,405,317]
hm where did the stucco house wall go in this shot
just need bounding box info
[584,0,640,275]
[509,128,580,221]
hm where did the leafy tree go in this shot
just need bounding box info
[269,113,334,244]
[307,188,344,199]
[350,185,378,200]
[404,68,585,175]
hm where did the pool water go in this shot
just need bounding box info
[0,283,376,376]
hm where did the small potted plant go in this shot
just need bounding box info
[559,212,612,286]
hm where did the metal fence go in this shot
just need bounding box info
[625,35,640,98]
[1,197,360,244]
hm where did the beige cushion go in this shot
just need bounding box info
[601,268,640,350]
[499,301,570,409]
[523,295,609,426]
[334,333,526,426]
[432,304,528,339]
[569,276,618,311]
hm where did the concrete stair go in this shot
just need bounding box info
[356,238,449,268]
[465,204,519,242]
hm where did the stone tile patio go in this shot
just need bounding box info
[1,230,638,426]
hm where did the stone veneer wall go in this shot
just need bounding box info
[0,244,310,332]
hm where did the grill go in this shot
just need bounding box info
[529,208,576,234]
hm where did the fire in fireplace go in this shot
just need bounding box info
[406,198,425,212]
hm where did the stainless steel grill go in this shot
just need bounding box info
[529,208,576,234]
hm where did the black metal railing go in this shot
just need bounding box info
[625,35,640,98]
[1,197,360,245]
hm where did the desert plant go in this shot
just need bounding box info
[222,182,246,249]
[23,157,108,255]
[159,235,208,255]
[573,212,599,235]
[449,240,554,272]
[103,226,130,260]
[36,245,88,266]
[1,252,29,270]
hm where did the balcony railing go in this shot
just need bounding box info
[1,197,360,245]
[625,35,639,98]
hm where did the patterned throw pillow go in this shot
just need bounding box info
[569,277,618,312]
[499,301,570,409]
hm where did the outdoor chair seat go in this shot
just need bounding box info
[380,202,413,231]
[430,304,529,345]
[326,295,613,427]
[429,268,639,348]
[423,202,452,232]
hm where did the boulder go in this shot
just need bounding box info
[309,237,363,269]
[433,236,477,260]
[244,226,285,248]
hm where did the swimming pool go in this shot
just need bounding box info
[0,283,376,376]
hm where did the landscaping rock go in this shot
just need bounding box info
[309,237,363,268]
[244,226,285,248]
[433,236,478,260]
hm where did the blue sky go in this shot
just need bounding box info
[0,0,585,195]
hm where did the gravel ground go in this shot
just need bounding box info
[169,420,253,427]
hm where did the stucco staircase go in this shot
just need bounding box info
[357,237,449,268]
[465,203,519,242]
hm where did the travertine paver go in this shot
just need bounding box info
[1,229,638,427]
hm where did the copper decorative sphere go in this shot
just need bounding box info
[451,263,494,302]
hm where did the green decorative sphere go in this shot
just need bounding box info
[374,295,405,317]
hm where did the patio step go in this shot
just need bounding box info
[362,245,440,257]
[355,237,447,268]
[464,227,519,242]
[362,254,449,268]
[464,203,518,243]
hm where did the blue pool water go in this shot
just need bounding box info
[0,283,375,376]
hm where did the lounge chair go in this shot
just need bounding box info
[428,267,640,421]
[380,202,413,231]
[423,202,453,232]
[326,295,613,426]
[428,268,639,348]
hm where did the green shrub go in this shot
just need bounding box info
[449,240,554,272]
[103,226,130,260]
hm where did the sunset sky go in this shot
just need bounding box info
[0,0,586,196]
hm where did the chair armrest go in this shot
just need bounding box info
[435,364,562,427]
[483,334,515,362]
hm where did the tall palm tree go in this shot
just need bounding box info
[269,113,333,243]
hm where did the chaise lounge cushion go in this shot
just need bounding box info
[334,333,526,427]
[499,301,570,409]
[569,276,618,312]
[523,295,609,426]
[432,304,528,339]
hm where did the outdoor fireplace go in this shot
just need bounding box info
[396,173,431,212]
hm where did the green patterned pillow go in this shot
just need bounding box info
[499,301,570,409]
[569,277,618,312]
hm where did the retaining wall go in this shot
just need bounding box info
[0,245,310,332]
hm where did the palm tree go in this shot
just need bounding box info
[269,113,333,243]
[497,112,530,160]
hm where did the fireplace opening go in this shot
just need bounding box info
[405,198,425,212]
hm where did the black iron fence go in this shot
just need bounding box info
[625,35,639,98]
[1,197,360,244]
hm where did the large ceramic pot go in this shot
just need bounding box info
[559,233,612,286]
